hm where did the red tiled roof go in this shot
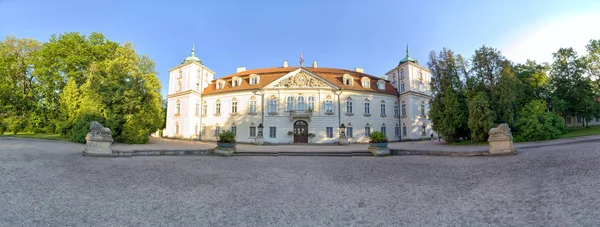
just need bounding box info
[202,67,399,96]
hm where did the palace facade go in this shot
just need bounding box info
[164,46,433,144]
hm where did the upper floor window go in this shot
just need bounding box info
[176,100,181,115]
[346,97,353,113]
[380,101,386,116]
[286,96,294,111]
[268,98,278,113]
[297,96,305,111]
[216,79,225,90]
[249,100,257,113]
[308,96,315,111]
[249,74,260,85]
[400,70,404,79]
[419,71,423,80]
[215,100,221,114]
[419,82,424,92]
[178,70,182,78]
[195,102,200,115]
[364,100,370,114]
[400,81,405,92]
[177,80,182,91]
[202,101,207,115]
[394,102,399,117]
[325,99,333,113]
[421,102,426,116]
[401,102,406,117]
[231,98,238,113]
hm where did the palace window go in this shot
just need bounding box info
[178,70,183,78]
[175,122,179,134]
[250,126,256,137]
[377,80,385,90]
[201,126,206,135]
[214,126,220,136]
[567,117,572,124]
[231,77,242,87]
[249,100,257,113]
[394,103,399,117]
[400,81,405,92]
[403,126,407,136]
[422,124,426,136]
[177,80,182,92]
[400,70,404,79]
[347,126,353,138]
[361,78,370,88]
[343,74,354,86]
[577,116,582,123]
[395,126,400,136]
[269,127,276,138]
[326,127,333,138]
[346,97,353,114]
[195,124,198,135]
[380,101,386,116]
[215,100,221,114]
[202,102,207,115]
[401,102,406,117]
[365,127,371,137]
[297,96,305,111]
[268,99,278,113]
[419,82,424,92]
[231,126,237,135]
[195,102,200,115]
[216,80,225,90]
[231,99,238,113]
[421,102,426,116]
[419,72,423,80]
[250,77,258,85]
[364,101,370,114]
[286,96,294,111]
[381,127,386,136]
[325,99,333,113]
[308,96,315,111]
[176,101,181,115]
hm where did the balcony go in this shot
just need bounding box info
[289,110,313,121]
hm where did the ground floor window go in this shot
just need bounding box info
[381,127,386,136]
[214,126,221,136]
[421,124,426,136]
[231,126,237,136]
[175,124,179,135]
[402,126,407,137]
[250,126,256,137]
[347,127,353,138]
[201,126,206,135]
[269,127,276,138]
[195,125,198,135]
[326,127,333,138]
[577,116,582,123]
[596,117,599,122]
[395,126,400,136]
[365,127,371,137]
[567,117,572,124]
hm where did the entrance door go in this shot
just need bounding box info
[293,120,308,143]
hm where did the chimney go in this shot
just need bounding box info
[236,66,246,73]
[313,61,318,68]
[355,67,364,73]
[283,60,288,68]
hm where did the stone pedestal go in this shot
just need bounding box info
[254,136,264,145]
[339,137,349,145]
[83,121,114,155]
[214,146,236,156]
[368,146,390,156]
[488,123,515,154]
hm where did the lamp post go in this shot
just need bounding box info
[258,123,264,137]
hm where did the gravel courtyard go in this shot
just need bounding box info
[1,138,600,226]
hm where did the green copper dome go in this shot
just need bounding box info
[399,44,417,65]
[182,44,202,64]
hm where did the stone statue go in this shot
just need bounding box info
[83,121,114,155]
[487,123,514,154]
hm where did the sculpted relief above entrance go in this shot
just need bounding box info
[273,71,329,88]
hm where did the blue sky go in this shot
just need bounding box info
[1,0,599,96]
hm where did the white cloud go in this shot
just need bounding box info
[502,12,600,64]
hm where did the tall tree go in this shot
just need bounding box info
[467,92,495,142]
[428,48,469,142]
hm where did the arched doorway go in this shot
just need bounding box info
[293,120,308,143]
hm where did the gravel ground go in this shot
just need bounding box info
[1,138,600,226]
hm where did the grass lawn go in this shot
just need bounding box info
[558,125,600,139]
[448,140,489,146]
[0,132,65,141]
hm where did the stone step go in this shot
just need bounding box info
[233,151,372,157]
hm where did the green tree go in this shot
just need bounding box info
[428,48,469,141]
[467,92,494,142]
[514,100,566,142]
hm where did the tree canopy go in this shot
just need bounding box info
[0,32,163,143]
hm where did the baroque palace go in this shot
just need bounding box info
[164,46,433,144]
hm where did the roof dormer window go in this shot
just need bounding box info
[249,74,260,85]
[232,76,242,87]
[377,80,385,90]
[342,74,354,86]
[216,79,225,90]
[361,77,371,88]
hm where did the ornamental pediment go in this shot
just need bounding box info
[265,69,338,89]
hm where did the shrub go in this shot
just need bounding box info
[217,130,236,143]
[287,131,294,136]
[307,133,316,138]
[369,131,388,143]
[4,116,26,135]
[67,114,107,143]
[514,100,567,142]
